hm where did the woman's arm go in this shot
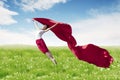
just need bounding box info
[45,23,59,32]
[33,20,41,30]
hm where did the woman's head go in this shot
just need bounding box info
[42,25,48,30]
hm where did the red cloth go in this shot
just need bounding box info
[34,18,74,41]
[68,44,113,68]
[36,38,49,53]
[34,18,114,68]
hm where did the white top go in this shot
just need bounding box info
[36,30,46,39]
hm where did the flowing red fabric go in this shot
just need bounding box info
[33,18,113,68]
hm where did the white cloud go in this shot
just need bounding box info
[70,0,120,46]
[88,0,120,17]
[14,0,67,11]
[0,29,66,46]
[0,29,35,45]
[0,1,18,25]
[71,12,120,46]
[0,1,4,6]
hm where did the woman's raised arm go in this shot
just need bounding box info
[33,20,41,30]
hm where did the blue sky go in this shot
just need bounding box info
[0,0,120,46]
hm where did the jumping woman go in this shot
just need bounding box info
[33,19,58,64]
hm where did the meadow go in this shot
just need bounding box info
[0,45,120,80]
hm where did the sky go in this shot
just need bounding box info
[0,0,120,46]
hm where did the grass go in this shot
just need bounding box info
[0,45,120,80]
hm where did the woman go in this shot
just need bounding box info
[33,18,113,68]
[33,19,58,64]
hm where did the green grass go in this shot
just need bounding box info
[0,45,120,80]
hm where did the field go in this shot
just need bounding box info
[0,45,120,80]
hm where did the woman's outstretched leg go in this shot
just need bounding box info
[36,38,57,64]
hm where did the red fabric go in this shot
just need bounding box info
[34,18,114,68]
[34,18,74,42]
[36,38,49,53]
[68,44,113,68]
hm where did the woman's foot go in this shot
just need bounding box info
[51,58,57,65]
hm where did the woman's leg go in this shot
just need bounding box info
[36,38,57,64]
[36,38,49,53]
[45,52,57,64]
